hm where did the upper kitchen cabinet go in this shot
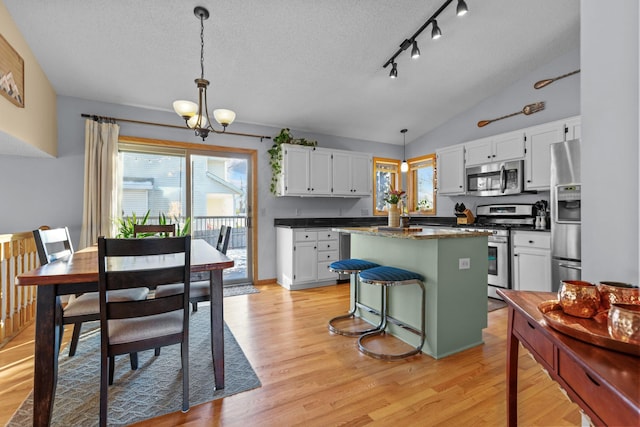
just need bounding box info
[436,144,465,195]
[278,144,371,197]
[332,151,372,196]
[464,131,525,167]
[564,116,581,141]
[523,121,566,191]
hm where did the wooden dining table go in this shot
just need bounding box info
[16,239,234,427]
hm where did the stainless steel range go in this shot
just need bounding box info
[460,204,537,299]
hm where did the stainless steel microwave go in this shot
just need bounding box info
[466,160,524,196]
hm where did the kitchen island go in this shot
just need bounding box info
[333,226,489,359]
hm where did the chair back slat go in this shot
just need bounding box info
[102,236,187,257]
[104,266,186,290]
[133,224,176,238]
[33,227,74,264]
[107,294,184,319]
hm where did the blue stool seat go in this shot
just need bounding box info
[357,266,426,360]
[359,266,424,284]
[327,259,381,337]
[329,258,379,274]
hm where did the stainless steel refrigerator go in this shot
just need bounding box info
[550,139,582,291]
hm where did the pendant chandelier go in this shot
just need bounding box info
[400,129,409,172]
[173,6,236,141]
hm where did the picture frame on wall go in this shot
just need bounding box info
[0,33,25,108]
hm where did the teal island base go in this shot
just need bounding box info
[337,228,489,359]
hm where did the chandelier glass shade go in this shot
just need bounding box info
[173,6,235,140]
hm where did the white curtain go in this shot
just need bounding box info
[79,119,120,248]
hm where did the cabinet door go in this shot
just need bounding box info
[331,152,351,195]
[282,145,310,195]
[309,149,332,195]
[564,116,581,140]
[524,122,565,191]
[493,131,525,162]
[464,138,493,166]
[293,241,317,283]
[437,145,465,195]
[350,153,372,196]
[513,249,551,292]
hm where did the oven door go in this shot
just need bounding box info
[488,235,510,298]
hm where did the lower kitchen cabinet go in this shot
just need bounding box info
[512,230,551,292]
[276,227,339,290]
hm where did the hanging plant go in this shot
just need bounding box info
[268,128,317,195]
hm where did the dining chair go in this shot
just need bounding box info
[133,223,176,238]
[155,225,232,312]
[97,235,191,426]
[33,227,148,357]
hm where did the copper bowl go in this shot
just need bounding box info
[608,303,640,345]
[558,280,600,318]
[597,281,639,311]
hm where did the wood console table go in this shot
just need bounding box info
[498,290,639,427]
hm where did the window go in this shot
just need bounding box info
[407,154,436,215]
[373,157,401,215]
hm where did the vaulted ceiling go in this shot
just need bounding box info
[4,0,580,145]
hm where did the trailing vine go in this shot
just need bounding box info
[268,128,317,195]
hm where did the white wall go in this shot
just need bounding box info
[581,0,639,284]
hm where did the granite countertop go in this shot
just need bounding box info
[274,217,456,228]
[332,226,491,240]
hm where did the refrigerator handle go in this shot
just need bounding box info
[558,263,582,271]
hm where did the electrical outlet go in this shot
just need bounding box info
[338,208,343,216]
[295,208,302,216]
[459,258,471,270]
[361,209,369,216]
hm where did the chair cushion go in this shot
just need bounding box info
[108,311,183,345]
[329,258,379,273]
[155,281,210,299]
[63,288,149,317]
[359,266,424,284]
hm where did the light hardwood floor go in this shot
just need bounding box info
[1,283,581,426]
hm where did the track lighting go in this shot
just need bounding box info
[431,20,442,40]
[456,0,468,17]
[390,62,398,79]
[400,129,409,173]
[382,0,469,77]
[411,41,421,59]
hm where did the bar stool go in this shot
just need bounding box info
[327,258,381,336]
[357,266,425,360]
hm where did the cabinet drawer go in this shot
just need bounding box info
[317,230,338,241]
[317,240,338,251]
[558,351,637,426]
[318,261,339,280]
[317,250,338,262]
[513,232,550,249]
[513,312,554,369]
[295,230,318,242]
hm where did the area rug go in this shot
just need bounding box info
[488,297,508,312]
[7,306,261,427]
[223,284,260,297]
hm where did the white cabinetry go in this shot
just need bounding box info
[278,144,371,197]
[332,152,372,196]
[512,231,551,292]
[564,115,582,140]
[464,131,525,166]
[523,121,565,191]
[276,227,339,290]
[436,145,466,195]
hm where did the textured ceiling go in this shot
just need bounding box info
[4,0,580,145]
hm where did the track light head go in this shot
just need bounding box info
[431,20,442,39]
[390,62,398,79]
[411,41,421,59]
[456,0,468,16]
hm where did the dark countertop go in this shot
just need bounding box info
[274,216,457,228]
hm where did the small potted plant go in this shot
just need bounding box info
[268,128,317,195]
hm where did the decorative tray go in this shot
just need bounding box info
[538,300,640,356]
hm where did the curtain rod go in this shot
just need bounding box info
[80,114,271,141]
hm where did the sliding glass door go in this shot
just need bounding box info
[118,142,253,285]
